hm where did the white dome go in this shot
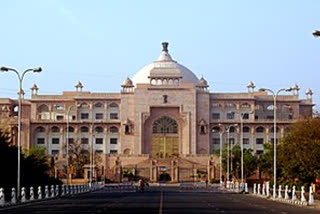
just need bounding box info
[132,42,199,86]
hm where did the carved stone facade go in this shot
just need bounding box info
[0,43,314,182]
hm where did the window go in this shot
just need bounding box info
[95,138,103,144]
[270,138,279,144]
[243,138,249,144]
[110,113,118,120]
[226,112,235,119]
[267,115,274,119]
[241,103,250,108]
[51,126,59,133]
[36,126,45,132]
[109,126,119,133]
[81,138,89,144]
[229,138,235,145]
[95,126,104,133]
[229,127,236,133]
[200,126,206,134]
[211,126,220,133]
[68,138,74,144]
[52,138,60,144]
[72,115,76,120]
[95,113,103,120]
[288,114,293,120]
[256,127,265,133]
[256,138,264,144]
[56,115,64,120]
[125,125,130,134]
[51,150,59,155]
[212,138,220,144]
[152,116,178,134]
[67,126,74,132]
[80,126,89,133]
[242,113,249,119]
[94,102,103,108]
[110,138,118,144]
[109,103,118,108]
[54,105,64,111]
[212,113,220,119]
[243,127,250,133]
[37,138,45,144]
[110,150,118,154]
[81,113,89,119]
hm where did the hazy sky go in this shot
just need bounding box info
[1,0,320,108]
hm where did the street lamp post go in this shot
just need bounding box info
[0,66,42,199]
[226,124,238,182]
[259,87,293,198]
[212,125,225,186]
[66,105,80,185]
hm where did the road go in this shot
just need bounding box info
[0,186,318,214]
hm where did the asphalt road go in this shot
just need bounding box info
[0,186,319,214]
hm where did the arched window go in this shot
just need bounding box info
[67,126,74,132]
[94,102,103,108]
[211,126,220,133]
[79,102,89,108]
[256,126,265,133]
[95,126,104,133]
[110,126,119,133]
[51,126,59,133]
[125,125,130,134]
[270,127,279,133]
[36,126,45,133]
[123,148,131,155]
[152,116,178,134]
[243,126,250,133]
[109,103,118,108]
[267,105,274,111]
[229,127,236,133]
[241,103,251,108]
[38,104,49,112]
[80,126,89,133]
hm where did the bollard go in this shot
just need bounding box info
[66,185,69,195]
[55,185,59,197]
[38,186,42,199]
[262,183,265,195]
[21,187,27,203]
[257,184,261,195]
[266,181,270,197]
[253,183,256,194]
[30,187,35,201]
[71,185,74,194]
[50,185,55,198]
[245,183,248,193]
[284,185,289,200]
[309,186,314,205]
[61,185,65,196]
[11,188,16,204]
[45,185,49,198]
[301,186,306,202]
[272,184,277,198]
[0,188,5,206]
[292,186,296,201]
[278,185,282,199]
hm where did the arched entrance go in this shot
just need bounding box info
[151,116,179,158]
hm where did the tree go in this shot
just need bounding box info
[67,139,90,178]
[214,143,258,180]
[277,118,320,186]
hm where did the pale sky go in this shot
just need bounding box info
[1,0,320,108]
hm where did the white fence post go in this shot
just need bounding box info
[0,188,5,206]
[21,187,26,203]
[38,186,42,199]
[30,187,35,201]
[292,186,296,201]
[278,185,282,199]
[266,182,270,197]
[309,186,314,205]
[253,183,256,194]
[45,186,49,198]
[301,186,306,202]
[257,184,261,195]
[284,185,289,200]
[11,188,16,204]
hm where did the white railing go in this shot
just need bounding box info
[0,182,102,207]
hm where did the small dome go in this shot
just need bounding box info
[292,83,300,91]
[247,80,255,89]
[122,77,133,87]
[75,81,83,88]
[306,88,313,95]
[132,42,199,86]
[197,77,208,87]
[30,83,39,90]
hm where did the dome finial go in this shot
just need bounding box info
[162,42,169,52]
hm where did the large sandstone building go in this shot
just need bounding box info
[0,43,314,182]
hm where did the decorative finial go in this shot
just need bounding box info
[162,42,169,52]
